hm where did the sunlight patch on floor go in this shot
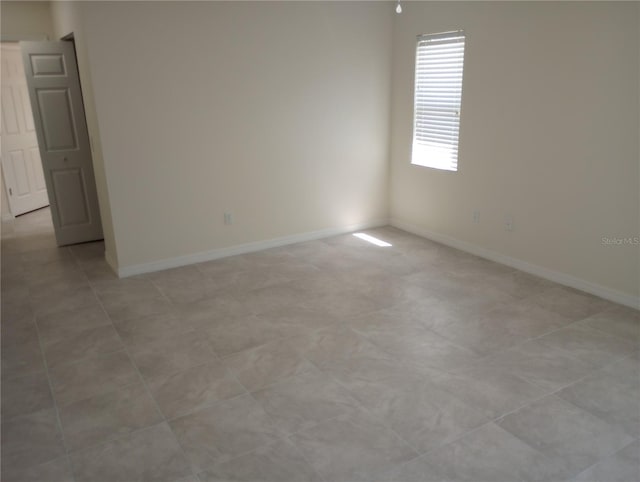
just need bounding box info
[353,232,392,247]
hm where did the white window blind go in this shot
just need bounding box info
[412,31,466,171]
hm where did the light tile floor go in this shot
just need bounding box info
[1,207,638,482]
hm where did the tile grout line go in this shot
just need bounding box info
[64,420,173,459]
[482,325,634,393]
[181,316,331,481]
[34,341,127,371]
[161,330,251,424]
[145,277,235,480]
[301,319,635,481]
[168,322,283,479]
[291,345,425,464]
[31,312,76,482]
[163,389,249,424]
[75,267,338,474]
[200,329,303,479]
[246,383,332,482]
[575,321,640,345]
[567,437,639,482]
[435,303,628,383]
[71,248,203,482]
[389,307,638,479]
[21,243,83,479]
[236,371,333,482]
[425,350,640,481]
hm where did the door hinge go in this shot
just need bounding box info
[8,187,12,196]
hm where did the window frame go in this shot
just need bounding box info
[411,30,466,172]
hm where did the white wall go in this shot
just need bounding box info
[79,1,392,270]
[0,1,54,221]
[390,1,639,302]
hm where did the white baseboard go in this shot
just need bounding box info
[391,218,640,310]
[115,218,389,279]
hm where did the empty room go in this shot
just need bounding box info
[1,1,638,481]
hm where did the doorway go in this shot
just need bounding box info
[1,38,104,247]
[1,42,49,218]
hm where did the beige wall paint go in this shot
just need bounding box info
[79,1,392,268]
[0,1,53,220]
[0,1,53,40]
[50,0,119,266]
[390,2,639,300]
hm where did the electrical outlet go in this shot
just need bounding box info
[473,211,480,223]
[505,214,514,231]
[224,212,233,225]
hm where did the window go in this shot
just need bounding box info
[412,31,466,171]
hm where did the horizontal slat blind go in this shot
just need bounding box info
[412,31,465,171]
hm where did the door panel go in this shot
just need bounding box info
[37,88,78,150]
[1,86,20,134]
[29,54,66,76]
[51,168,90,226]
[9,150,30,195]
[0,43,50,216]
[21,41,102,245]
[19,86,35,131]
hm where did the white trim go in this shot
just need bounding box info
[391,218,640,310]
[104,250,119,276]
[114,218,389,278]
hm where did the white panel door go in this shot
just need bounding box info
[20,41,103,246]
[1,43,49,216]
